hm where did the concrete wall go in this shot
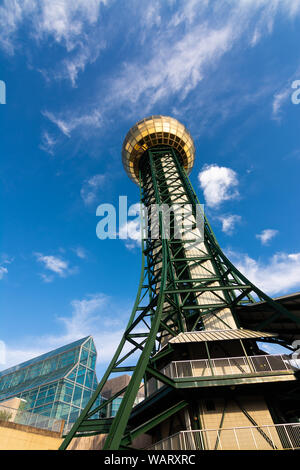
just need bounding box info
[199,395,275,430]
[0,420,62,450]
[102,375,131,398]
[66,431,152,450]
[67,434,107,450]
[151,396,283,450]
[0,397,24,410]
[198,395,282,450]
[0,397,24,422]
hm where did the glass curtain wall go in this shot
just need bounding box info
[0,336,105,431]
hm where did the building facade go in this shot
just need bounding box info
[102,375,144,417]
[0,336,104,432]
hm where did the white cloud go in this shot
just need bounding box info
[35,253,68,275]
[119,203,142,250]
[39,273,54,283]
[43,109,102,137]
[0,254,14,265]
[45,36,106,86]
[57,293,108,340]
[35,252,76,280]
[272,66,300,120]
[0,0,107,86]
[228,250,300,296]
[73,246,87,259]
[39,131,57,155]
[272,87,292,120]
[35,0,102,45]
[0,0,105,52]
[219,214,242,235]
[42,111,72,137]
[53,293,133,364]
[2,0,300,62]
[0,255,14,280]
[256,229,278,245]
[19,0,300,140]
[198,164,239,208]
[0,0,35,55]
[0,266,8,280]
[61,44,104,86]
[39,6,235,136]
[110,22,234,111]
[0,292,131,372]
[1,346,46,370]
[119,219,142,250]
[101,0,300,114]
[80,174,106,205]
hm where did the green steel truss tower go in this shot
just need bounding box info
[60,116,300,451]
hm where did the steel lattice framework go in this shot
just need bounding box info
[60,144,300,450]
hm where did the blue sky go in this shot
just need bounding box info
[0,0,300,378]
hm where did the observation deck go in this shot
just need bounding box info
[122,115,195,184]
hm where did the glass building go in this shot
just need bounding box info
[109,397,123,417]
[0,336,104,432]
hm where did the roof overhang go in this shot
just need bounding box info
[167,329,277,345]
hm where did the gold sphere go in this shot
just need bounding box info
[122,115,195,184]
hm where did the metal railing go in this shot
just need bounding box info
[148,423,300,450]
[168,354,299,379]
[145,354,298,396]
[0,404,64,434]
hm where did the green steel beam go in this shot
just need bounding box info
[102,154,169,450]
[165,285,252,294]
[146,365,175,387]
[121,400,188,446]
[59,172,152,450]
[150,344,174,364]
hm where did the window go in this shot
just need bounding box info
[60,383,74,403]
[67,367,78,381]
[76,366,86,385]
[88,354,96,370]
[82,389,92,408]
[72,386,83,407]
[85,370,94,389]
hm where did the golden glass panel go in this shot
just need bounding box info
[122,115,195,184]
[130,131,139,141]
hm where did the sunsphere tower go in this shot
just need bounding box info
[61,116,300,451]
